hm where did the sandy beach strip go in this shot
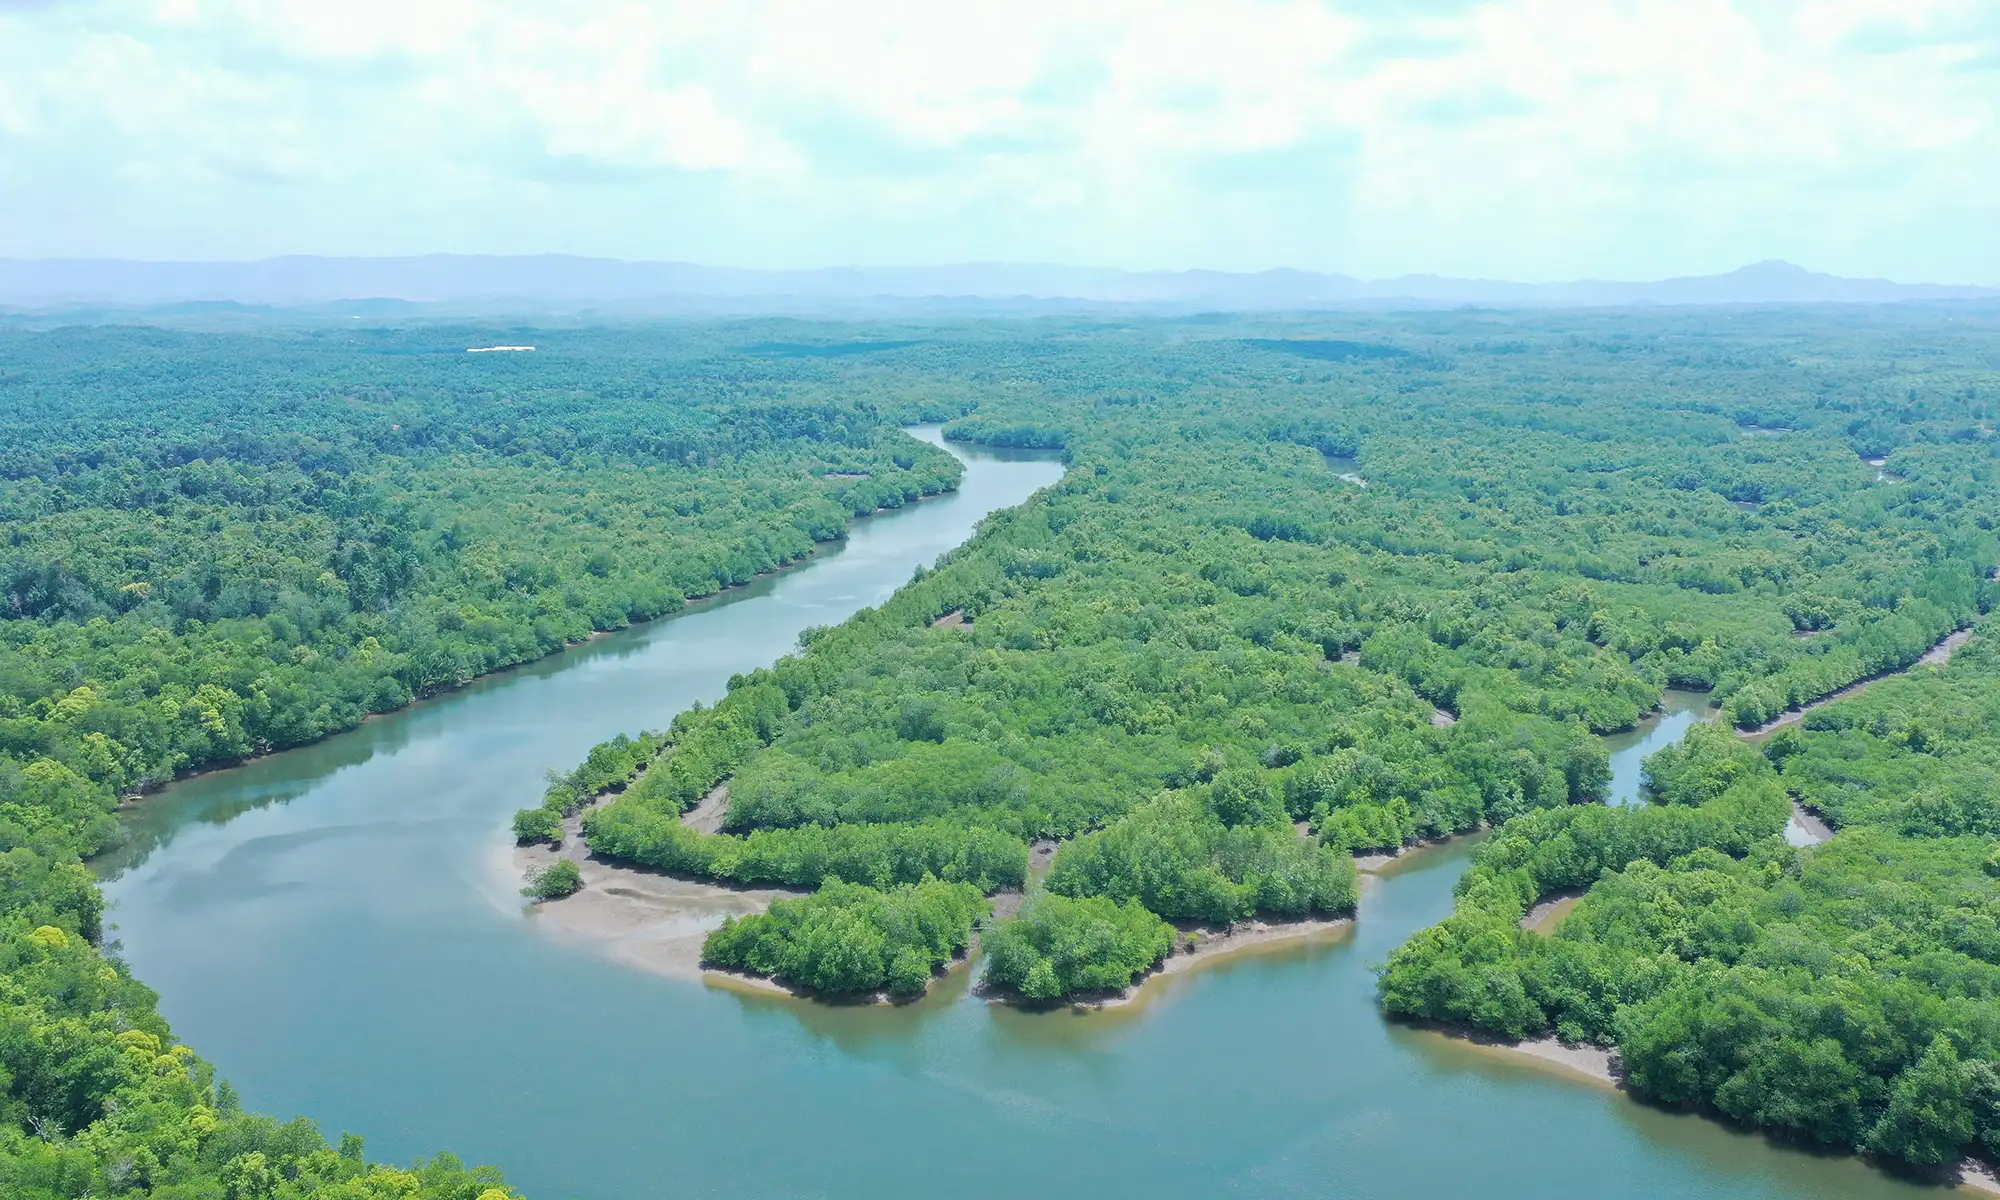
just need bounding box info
[1423,1028,1620,1088]
[514,820,800,980]
[1067,914,1356,1010]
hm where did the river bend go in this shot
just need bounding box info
[101,436,1934,1200]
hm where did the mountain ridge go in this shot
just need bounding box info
[1,255,1991,310]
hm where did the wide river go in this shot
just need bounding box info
[100,434,1938,1200]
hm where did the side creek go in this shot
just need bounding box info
[95,438,1969,1200]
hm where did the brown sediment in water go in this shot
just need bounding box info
[1738,628,1976,739]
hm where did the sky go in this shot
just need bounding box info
[1,0,1996,283]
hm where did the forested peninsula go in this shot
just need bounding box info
[533,308,2000,1174]
[4,307,1999,1195]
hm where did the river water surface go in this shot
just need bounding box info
[100,437,1941,1200]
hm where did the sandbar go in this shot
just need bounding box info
[513,813,800,980]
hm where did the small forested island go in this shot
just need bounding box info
[3,306,1999,1194]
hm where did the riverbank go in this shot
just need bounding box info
[1739,627,1975,739]
[1521,890,1585,933]
[110,472,973,811]
[1960,1161,2000,1197]
[513,805,803,979]
[1427,1024,2000,1197]
[1059,914,1357,1011]
[703,946,982,1006]
[1787,801,1834,845]
[1434,1030,1622,1087]
[1355,829,1485,874]
[681,783,731,834]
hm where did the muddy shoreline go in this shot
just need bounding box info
[1425,1023,2000,1196]
[513,794,803,980]
[1422,1026,1622,1087]
[1521,890,1585,933]
[1787,801,1834,845]
[1738,627,1975,739]
[1355,828,1486,874]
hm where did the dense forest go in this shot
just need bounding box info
[1379,631,2000,1166]
[537,307,1999,1021]
[0,324,967,1197]
[4,303,1999,1192]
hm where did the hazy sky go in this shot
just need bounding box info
[2,0,1996,282]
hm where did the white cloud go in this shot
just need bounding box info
[0,0,1991,280]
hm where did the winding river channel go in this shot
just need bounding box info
[98,435,1944,1200]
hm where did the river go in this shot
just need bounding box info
[98,436,1938,1200]
[1602,688,1714,806]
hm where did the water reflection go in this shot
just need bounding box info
[1321,451,1368,486]
[1396,1027,1938,1198]
[97,433,1935,1200]
[1602,688,1717,806]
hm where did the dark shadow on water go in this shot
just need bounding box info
[1396,1016,1946,1198]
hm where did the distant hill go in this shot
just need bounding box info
[0,255,1990,311]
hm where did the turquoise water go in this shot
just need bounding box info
[1602,689,1718,806]
[99,442,1934,1200]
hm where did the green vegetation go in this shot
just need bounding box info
[1044,792,1357,923]
[1379,631,2000,1167]
[512,731,666,844]
[703,878,988,997]
[983,894,1177,1000]
[566,306,1999,1005]
[0,767,520,1199]
[6,305,2000,1188]
[585,809,1027,892]
[0,323,967,1197]
[521,859,582,900]
[1,326,959,827]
